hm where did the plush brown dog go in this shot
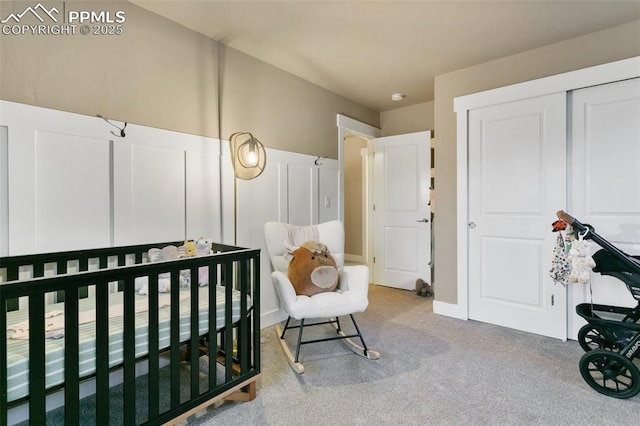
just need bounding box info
[287,241,339,296]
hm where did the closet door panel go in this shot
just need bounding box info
[570,77,640,335]
[468,92,567,340]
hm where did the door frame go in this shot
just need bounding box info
[337,114,381,269]
[444,56,640,322]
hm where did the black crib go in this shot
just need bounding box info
[0,241,260,425]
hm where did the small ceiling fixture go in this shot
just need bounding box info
[391,92,406,101]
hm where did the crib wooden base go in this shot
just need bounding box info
[163,374,259,425]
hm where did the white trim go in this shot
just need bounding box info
[455,57,640,112]
[456,110,469,320]
[454,56,640,321]
[433,300,467,320]
[336,114,381,138]
[336,115,380,281]
[336,114,380,232]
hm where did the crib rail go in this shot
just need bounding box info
[0,242,260,426]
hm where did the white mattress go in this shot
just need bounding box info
[5,285,251,403]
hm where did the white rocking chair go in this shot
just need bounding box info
[264,220,379,374]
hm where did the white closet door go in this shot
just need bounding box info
[569,77,640,337]
[468,93,567,339]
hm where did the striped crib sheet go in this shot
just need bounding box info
[5,285,251,403]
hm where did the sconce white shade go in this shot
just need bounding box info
[230,132,266,180]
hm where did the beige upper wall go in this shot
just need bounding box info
[0,1,219,136]
[344,135,367,257]
[433,19,640,304]
[380,101,434,137]
[0,1,378,159]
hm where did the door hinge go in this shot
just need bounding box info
[373,204,376,211]
[373,257,376,264]
[551,294,555,306]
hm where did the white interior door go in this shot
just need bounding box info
[569,77,640,337]
[468,93,567,339]
[372,131,431,290]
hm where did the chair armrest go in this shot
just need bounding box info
[340,265,370,294]
[271,270,298,309]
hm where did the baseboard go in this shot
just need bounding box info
[433,300,467,320]
[261,308,287,329]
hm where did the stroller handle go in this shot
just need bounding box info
[557,210,640,275]
[556,210,575,225]
[556,210,589,233]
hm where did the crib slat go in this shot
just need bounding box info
[33,262,44,278]
[170,270,181,409]
[79,257,89,272]
[253,252,261,373]
[64,286,80,425]
[189,267,200,399]
[208,263,218,391]
[224,261,234,382]
[95,282,110,426]
[1,294,8,424]
[148,273,160,420]
[6,265,18,311]
[123,276,137,425]
[238,259,250,373]
[28,294,46,423]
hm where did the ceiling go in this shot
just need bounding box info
[131,0,640,112]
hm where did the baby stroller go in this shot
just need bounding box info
[556,211,640,399]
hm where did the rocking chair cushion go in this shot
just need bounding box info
[271,264,369,319]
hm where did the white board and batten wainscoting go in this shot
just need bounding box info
[443,57,640,341]
[0,100,339,328]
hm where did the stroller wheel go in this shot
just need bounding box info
[579,349,640,399]
[578,324,619,352]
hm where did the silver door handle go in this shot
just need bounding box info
[468,222,476,229]
[416,218,429,223]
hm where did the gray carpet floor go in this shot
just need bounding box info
[182,284,640,426]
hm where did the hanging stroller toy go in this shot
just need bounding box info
[555,211,640,399]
